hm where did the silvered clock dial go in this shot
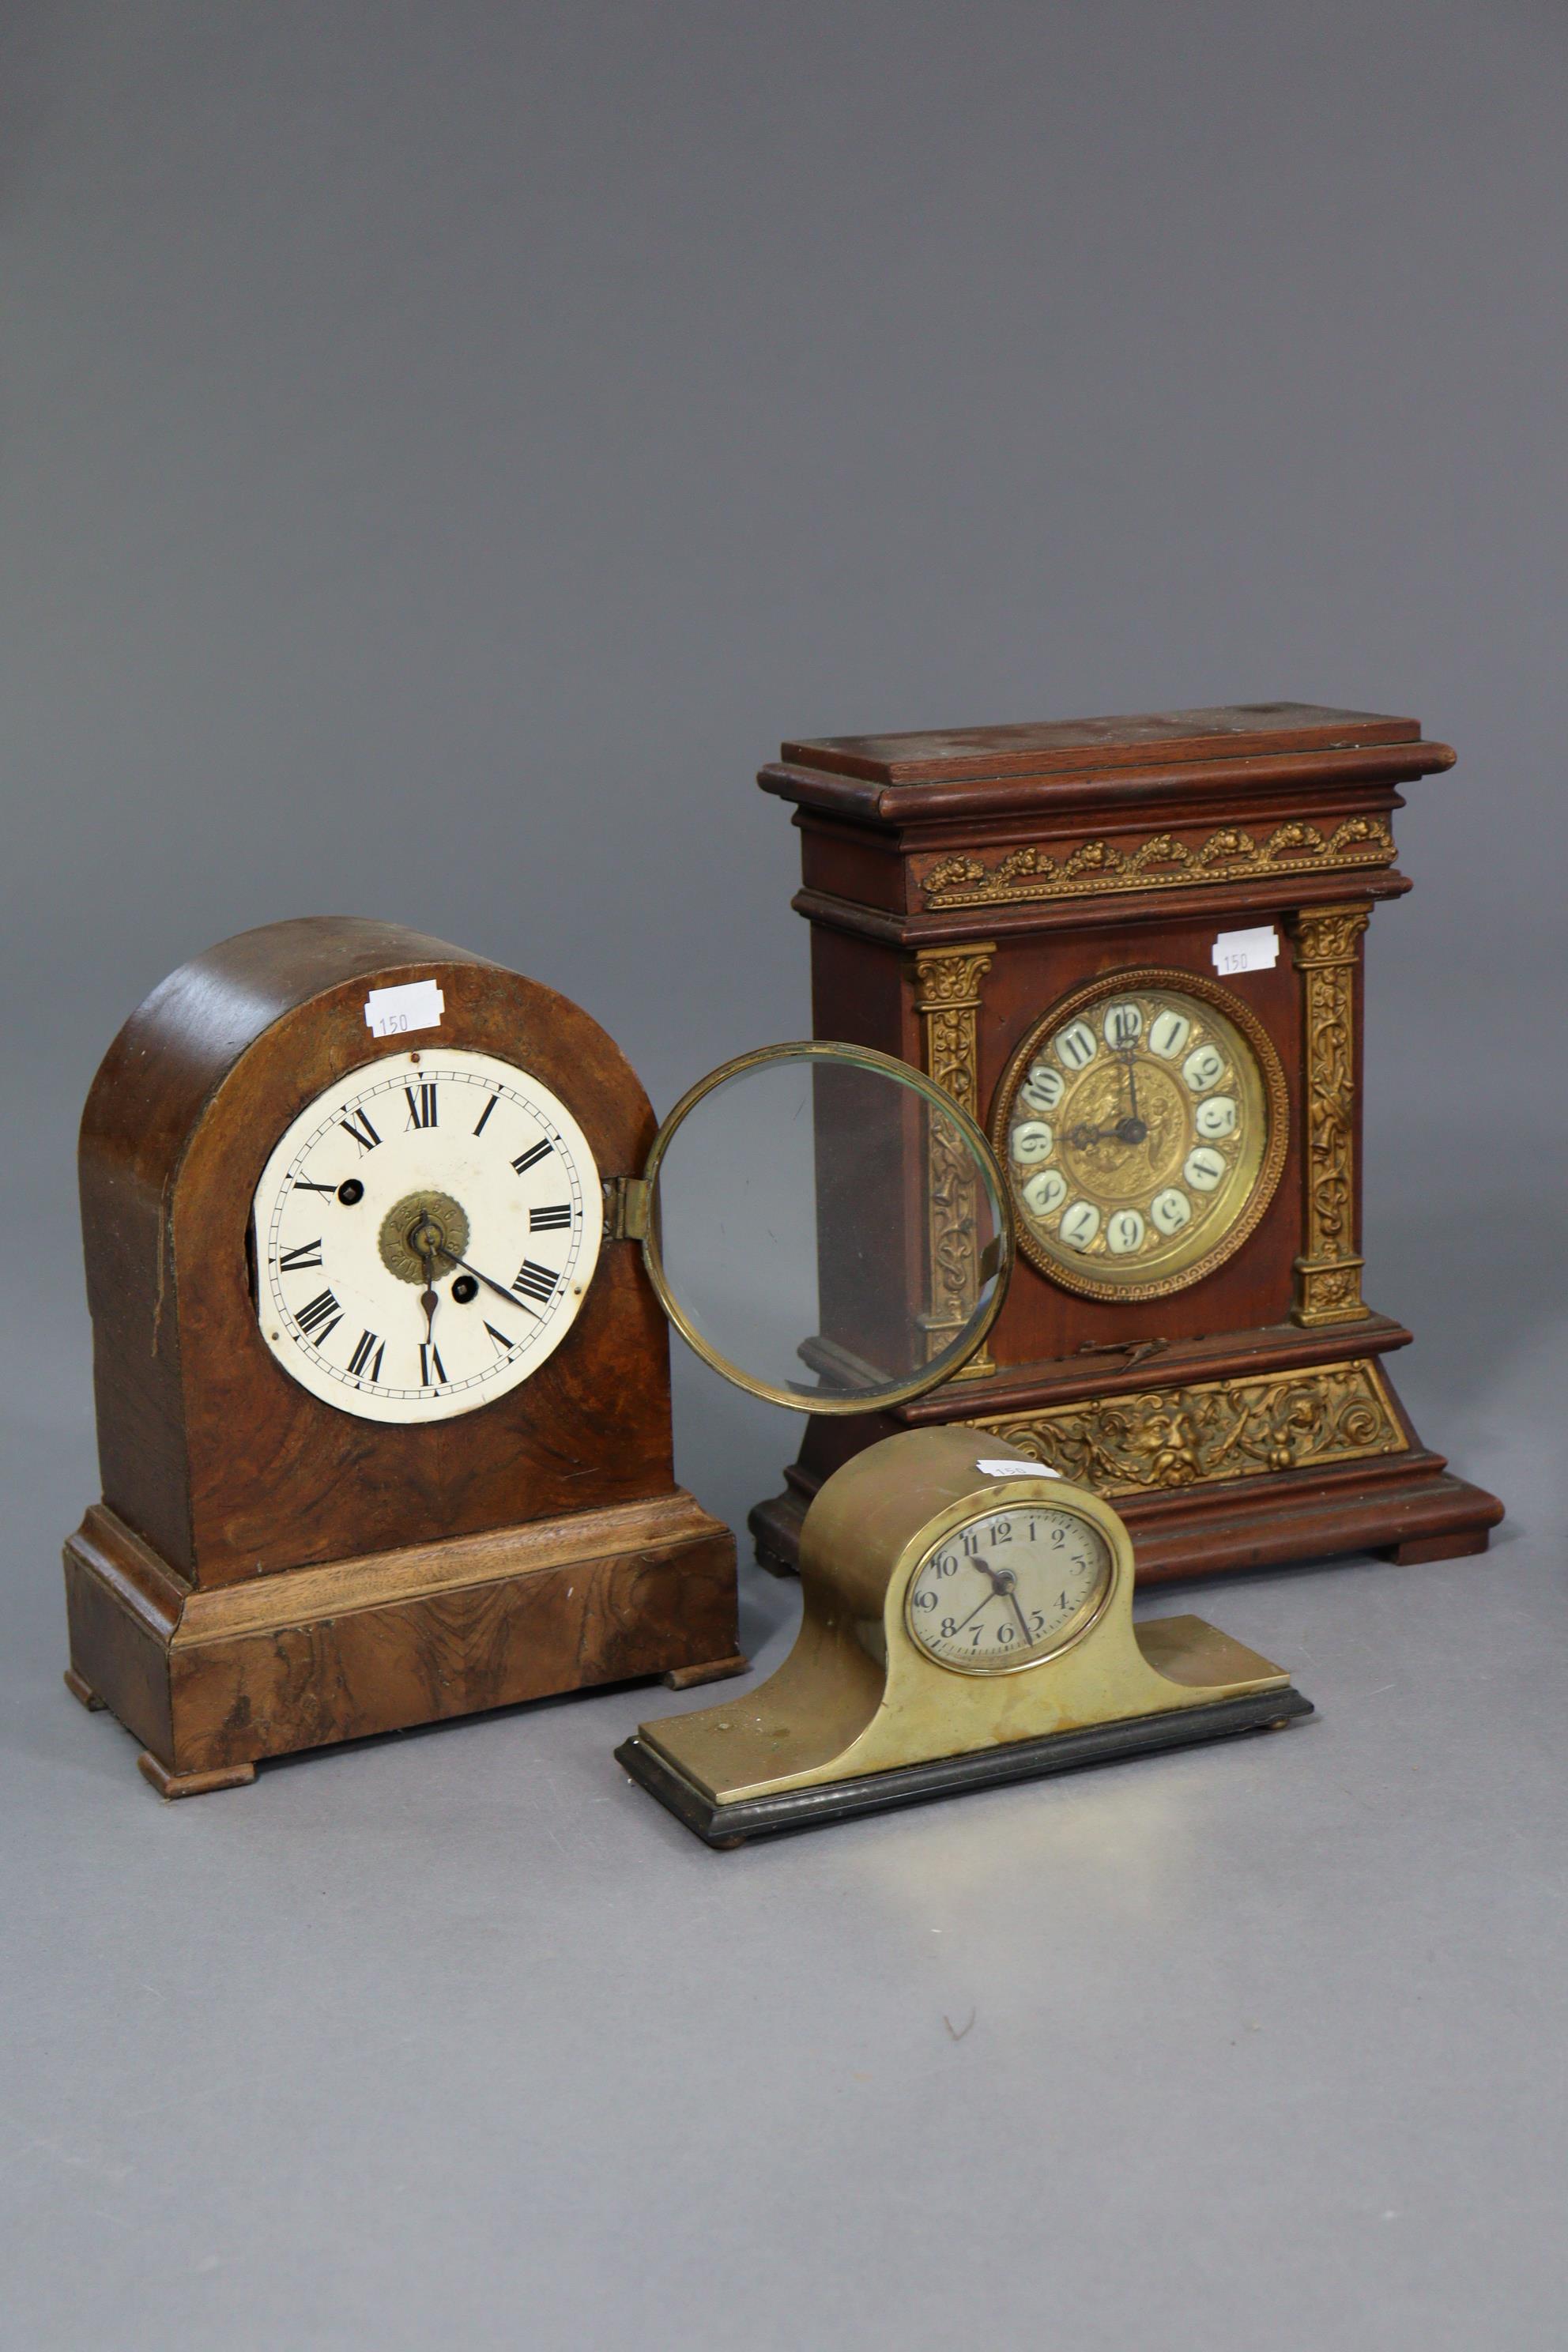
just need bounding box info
[904,1498,1114,1672]
[251,1045,604,1423]
[994,971,1288,1302]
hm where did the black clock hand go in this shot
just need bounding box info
[432,1246,545,1322]
[1069,1116,1147,1149]
[977,1555,1032,1645]
[1109,1052,1148,1145]
[948,1551,1031,1642]
[956,1554,1034,1649]
[949,1586,1000,1638]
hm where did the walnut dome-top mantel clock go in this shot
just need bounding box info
[63,918,743,1796]
[750,701,1502,1581]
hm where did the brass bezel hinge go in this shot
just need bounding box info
[604,1175,651,1242]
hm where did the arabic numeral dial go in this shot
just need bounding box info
[906,1506,1115,1673]
[1004,980,1279,1295]
[1148,1008,1192,1060]
[251,1045,603,1425]
[1060,1200,1101,1250]
[1152,1187,1192,1234]
[1182,1043,1226,1092]
[1023,1167,1067,1218]
[1056,1020,1098,1071]
[1020,1061,1064,1112]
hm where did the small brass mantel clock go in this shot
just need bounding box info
[620,1435,1310,1846]
[750,701,1503,1585]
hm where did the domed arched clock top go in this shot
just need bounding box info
[65,917,742,1797]
[619,1427,1313,1845]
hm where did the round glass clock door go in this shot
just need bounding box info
[251,1046,603,1423]
[993,970,1288,1302]
[642,1042,1011,1414]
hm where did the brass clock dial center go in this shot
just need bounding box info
[904,1497,1115,1673]
[379,1190,471,1284]
[1057,1057,1188,1201]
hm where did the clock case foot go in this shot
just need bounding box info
[137,1753,257,1800]
[750,1318,1502,1584]
[63,1491,741,1796]
[616,1686,1314,1847]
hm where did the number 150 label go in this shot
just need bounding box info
[1211,926,1279,977]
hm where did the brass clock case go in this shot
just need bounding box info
[617,1426,1311,1845]
[990,967,1289,1304]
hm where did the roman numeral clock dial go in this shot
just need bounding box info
[995,974,1288,1303]
[251,1046,604,1423]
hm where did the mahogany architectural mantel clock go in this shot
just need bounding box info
[63,918,743,1796]
[748,701,1503,1583]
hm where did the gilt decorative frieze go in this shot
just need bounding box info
[964,1358,1404,1497]
[1291,903,1371,1326]
[913,943,996,1374]
[918,815,1395,910]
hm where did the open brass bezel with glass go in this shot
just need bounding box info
[619,1044,1311,1848]
[637,1040,1011,1413]
[992,967,1289,1304]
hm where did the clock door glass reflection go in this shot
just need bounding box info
[646,1048,1006,1411]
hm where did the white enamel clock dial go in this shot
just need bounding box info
[905,1501,1114,1674]
[251,1046,604,1423]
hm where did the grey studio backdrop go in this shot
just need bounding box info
[2,5,1565,2348]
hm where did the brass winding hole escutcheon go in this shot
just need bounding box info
[378,1190,471,1284]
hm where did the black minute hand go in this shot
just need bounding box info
[948,1587,998,1638]
[434,1246,544,1322]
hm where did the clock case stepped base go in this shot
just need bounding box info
[748,1317,1503,1585]
[63,1491,743,1797]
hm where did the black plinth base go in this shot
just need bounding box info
[616,1686,1314,1848]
